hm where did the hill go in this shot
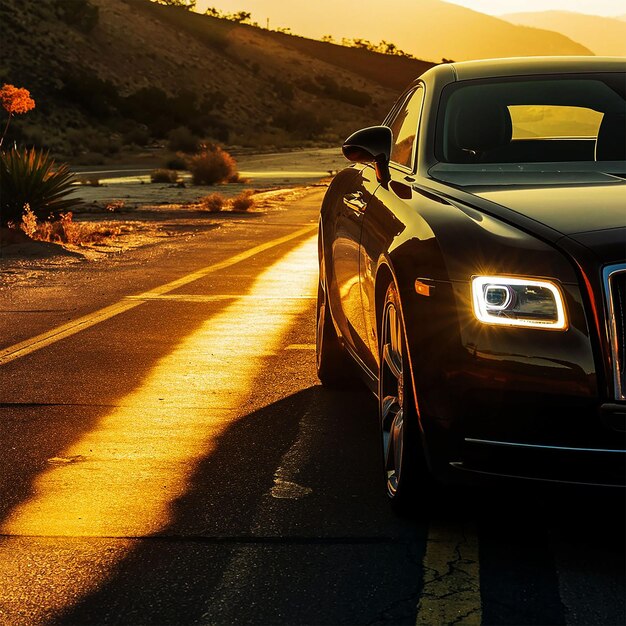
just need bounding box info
[198,0,594,62]
[0,0,433,160]
[504,11,626,56]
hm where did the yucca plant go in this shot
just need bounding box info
[0,147,80,226]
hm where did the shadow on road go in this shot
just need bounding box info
[58,384,427,625]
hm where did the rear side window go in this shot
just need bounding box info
[388,86,424,169]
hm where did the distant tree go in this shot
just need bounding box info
[380,40,396,55]
[229,10,251,23]
[337,36,415,59]
[204,7,252,23]
[350,38,374,50]
[154,0,196,9]
[321,34,335,43]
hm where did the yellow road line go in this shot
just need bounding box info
[416,522,482,625]
[0,236,319,623]
[0,224,316,367]
[125,294,316,302]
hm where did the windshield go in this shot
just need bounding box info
[435,73,626,166]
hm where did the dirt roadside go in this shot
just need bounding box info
[0,185,320,286]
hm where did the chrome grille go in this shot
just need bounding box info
[604,264,626,401]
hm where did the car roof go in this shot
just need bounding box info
[420,56,625,84]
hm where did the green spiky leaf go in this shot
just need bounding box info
[0,147,82,226]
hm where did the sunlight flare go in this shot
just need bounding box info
[0,235,318,622]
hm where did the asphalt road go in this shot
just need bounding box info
[0,189,624,625]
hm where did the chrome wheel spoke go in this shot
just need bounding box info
[381,394,399,430]
[380,299,406,496]
[391,409,404,480]
[383,343,402,383]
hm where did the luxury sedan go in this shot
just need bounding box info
[316,57,625,505]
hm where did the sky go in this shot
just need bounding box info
[439,0,624,16]
[196,0,626,18]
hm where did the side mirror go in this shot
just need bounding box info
[342,125,392,186]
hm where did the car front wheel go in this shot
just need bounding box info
[379,282,425,508]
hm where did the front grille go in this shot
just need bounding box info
[604,264,626,401]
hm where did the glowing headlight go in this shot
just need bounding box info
[472,276,567,329]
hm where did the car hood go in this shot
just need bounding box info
[469,182,626,236]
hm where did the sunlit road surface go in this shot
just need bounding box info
[0,189,624,625]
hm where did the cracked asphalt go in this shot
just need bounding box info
[0,188,624,625]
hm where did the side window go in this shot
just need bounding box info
[388,87,424,169]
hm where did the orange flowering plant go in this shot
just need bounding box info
[0,84,36,149]
[0,84,80,227]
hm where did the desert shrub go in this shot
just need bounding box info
[0,147,79,226]
[231,190,255,212]
[164,153,187,170]
[200,193,224,212]
[61,71,121,119]
[56,0,99,32]
[70,129,121,156]
[299,75,371,108]
[119,87,173,137]
[105,200,125,212]
[187,144,238,185]
[150,169,179,183]
[120,87,226,139]
[334,85,371,108]
[20,206,125,245]
[202,91,228,110]
[123,126,150,147]
[167,126,200,153]
[273,108,328,139]
[273,80,294,102]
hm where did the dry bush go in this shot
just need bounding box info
[105,200,125,212]
[200,193,225,213]
[231,190,255,212]
[167,126,200,153]
[187,144,238,185]
[76,176,101,186]
[163,153,187,170]
[20,206,126,246]
[151,169,179,184]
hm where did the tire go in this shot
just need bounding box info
[316,279,354,387]
[378,282,428,510]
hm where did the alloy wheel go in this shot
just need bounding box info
[380,298,406,498]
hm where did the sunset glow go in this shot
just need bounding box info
[194,0,626,62]
[196,0,625,24]
[0,236,318,622]
[436,0,624,16]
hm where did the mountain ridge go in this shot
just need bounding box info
[194,0,594,62]
[0,0,433,157]
[503,10,626,56]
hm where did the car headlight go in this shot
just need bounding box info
[472,276,567,330]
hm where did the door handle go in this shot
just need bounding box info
[343,191,367,214]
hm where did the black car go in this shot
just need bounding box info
[316,57,625,504]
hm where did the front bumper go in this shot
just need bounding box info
[452,434,626,487]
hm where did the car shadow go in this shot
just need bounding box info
[56,383,427,625]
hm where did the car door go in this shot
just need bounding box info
[328,164,380,359]
[359,86,426,372]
